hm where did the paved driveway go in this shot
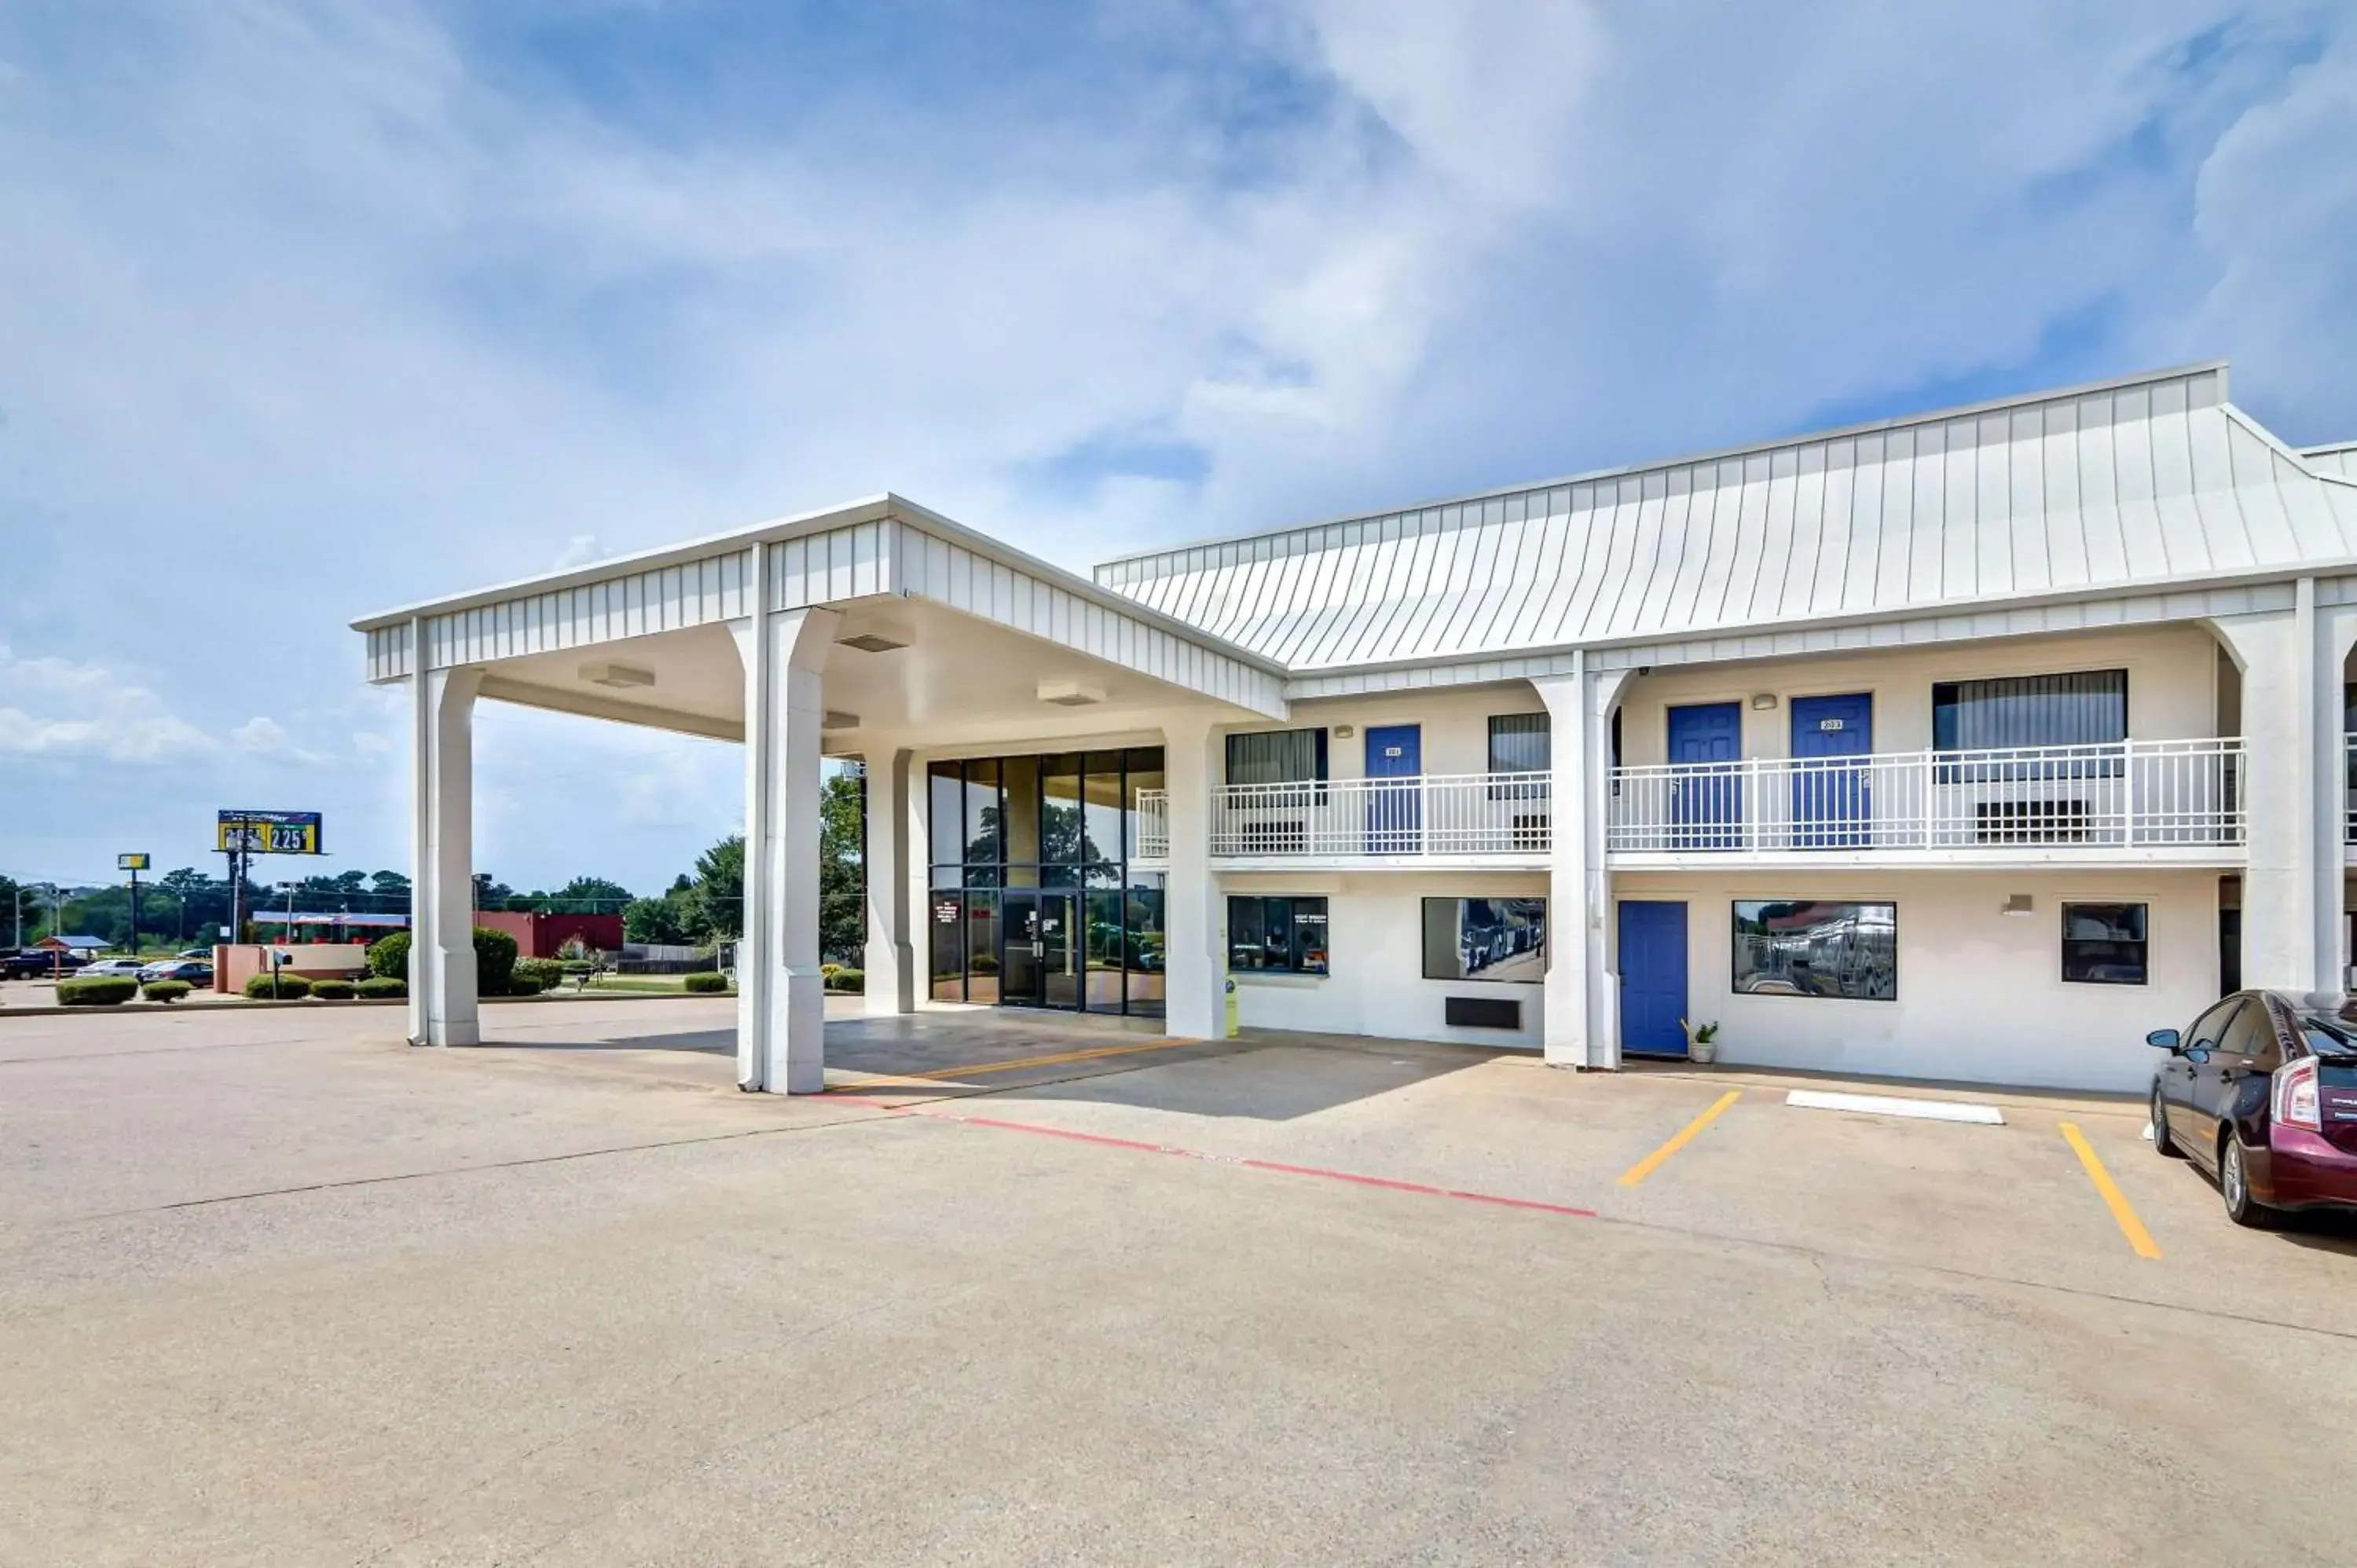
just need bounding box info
[4,999,2354,1565]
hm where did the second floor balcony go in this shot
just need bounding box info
[1609,738,2245,865]
[1132,737,2248,869]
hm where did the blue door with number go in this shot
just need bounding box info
[1791,693,1871,848]
[1618,900,1690,1058]
[1667,702,1743,849]
[1365,724,1421,852]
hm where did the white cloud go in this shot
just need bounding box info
[231,715,332,767]
[553,533,603,571]
[0,643,217,763]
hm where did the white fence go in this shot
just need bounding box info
[1131,772,1556,860]
[1607,738,2244,854]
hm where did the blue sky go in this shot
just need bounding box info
[3,1,2354,896]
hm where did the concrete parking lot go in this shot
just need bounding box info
[5,999,2355,1566]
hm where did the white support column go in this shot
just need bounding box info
[2210,601,2325,991]
[1162,713,1224,1040]
[408,639,483,1047]
[1535,659,1630,1069]
[863,744,916,1015]
[731,586,842,1094]
[2316,602,2357,990]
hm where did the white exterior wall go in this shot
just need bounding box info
[1233,686,1550,780]
[1615,625,2221,767]
[1611,868,2220,1090]
[1222,870,1549,1049]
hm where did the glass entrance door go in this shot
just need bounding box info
[1000,890,1080,1008]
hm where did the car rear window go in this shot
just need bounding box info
[2294,1012,2357,1082]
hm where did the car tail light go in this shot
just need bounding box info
[2275,1057,2322,1131]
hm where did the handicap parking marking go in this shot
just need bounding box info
[1617,1089,1742,1187]
[2060,1121,2164,1260]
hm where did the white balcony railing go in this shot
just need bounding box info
[2346,735,2355,844]
[1133,773,1556,861]
[1133,789,1170,860]
[1607,738,2243,855]
[1210,771,1553,858]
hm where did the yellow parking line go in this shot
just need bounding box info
[1618,1090,1741,1186]
[2060,1122,2162,1259]
[826,1035,1196,1092]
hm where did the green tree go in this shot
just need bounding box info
[370,870,411,899]
[549,876,634,913]
[819,764,866,965]
[623,896,691,945]
[684,837,744,942]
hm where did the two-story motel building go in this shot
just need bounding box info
[355,363,2357,1093]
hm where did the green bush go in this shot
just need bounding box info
[507,973,549,995]
[141,979,193,1003]
[355,976,407,999]
[367,930,409,980]
[473,925,519,996]
[310,979,357,1000]
[824,967,864,993]
[58,976,139,1006]
[514,958,566,991]
[365,927,518,996]
[683,971,732,995]
[242,972,313,1000]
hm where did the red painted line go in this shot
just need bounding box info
[922,1109,1596,1219]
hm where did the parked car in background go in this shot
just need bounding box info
[77,958,149,980]
[137,959,214,984]
[2150,990,2357,1226]
[2,950,92,979]
[175,947,213,960]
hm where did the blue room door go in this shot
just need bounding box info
[1667,702,1743,849]
[1364,724,1422,852]
[1790,693,1872,848]
[1618,901,1690,1058]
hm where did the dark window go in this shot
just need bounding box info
[2062,903,2147,985]
[1487,713,1550,774]
[1421,898,1547,982]
[2187,998,2242,1054]
[1227,896,1329,975]
[1226,729,1328,787]
[1933,669,2128,751]
[1732,901,1897,1001]
[2219,1001,2272,1064]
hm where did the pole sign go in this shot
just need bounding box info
[217,810,324,855]
[117,852,150,871]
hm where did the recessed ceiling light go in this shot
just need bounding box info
[579,661,656,689]
[837,633,907,654]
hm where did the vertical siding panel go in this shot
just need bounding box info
[1908,423,1946,603]
[1813,439,1857,616]
[2043,401,2088,588]
[2008,408,2051,592]
[1974,413,2013,596]
[1943,417,1979,598]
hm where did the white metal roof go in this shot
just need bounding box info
[2307,442,2357,481]
[1095,365,2357,674]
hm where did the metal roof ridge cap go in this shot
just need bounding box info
[883,496,1292,677]
[1277,554,2357,684]
[348,494,896,632]
[1091,360,2236,574]
[2227,407,2357,491]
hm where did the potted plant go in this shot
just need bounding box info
[1681,1017,1721,1065]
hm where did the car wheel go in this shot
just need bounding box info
[2220,1136,2273,1229]
[2151,1086,2180,1158]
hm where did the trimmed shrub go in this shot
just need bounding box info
[514,958,566,992]
[683,971,732,995]
[824,967,864,994]
[58,976,139,1006]
[355,976,407,1000]
[473,925,519,996]
[367,930,410,980]
[242,972,313,1000]
[507,973,549,995]
[310,979,357,1000]
[141,979,193,1003]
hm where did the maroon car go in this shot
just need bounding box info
[2150,991,2357,1226]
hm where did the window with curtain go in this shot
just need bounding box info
[1225,728,1328,786]
[1487,713,1550,773]
[1932,670,2127,750]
